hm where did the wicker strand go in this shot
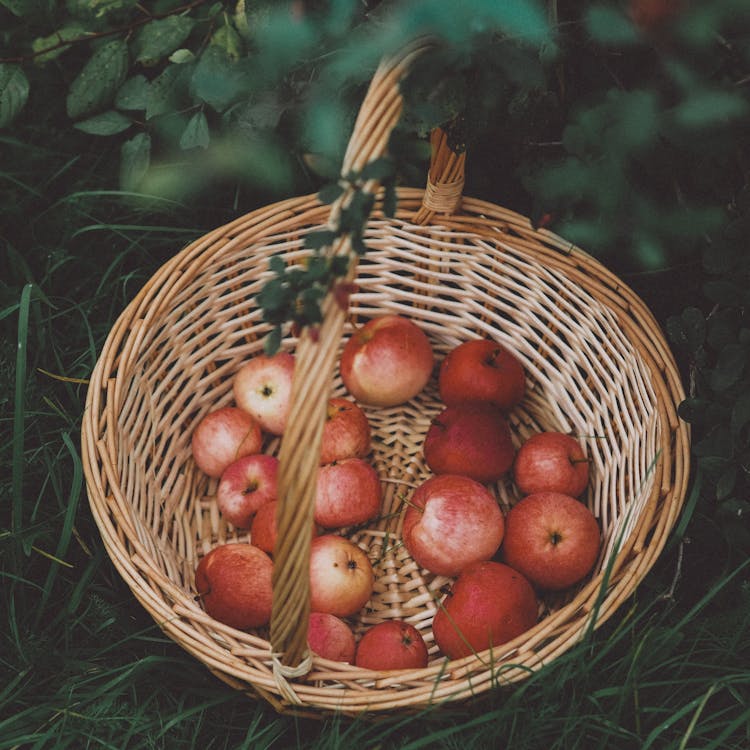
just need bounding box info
[414,127,466,224]
[272,651,314,705]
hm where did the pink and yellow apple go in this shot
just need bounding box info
[340,315,434,407]
[307,612,356,663]
[309,535,374,617]
[513,432,590,497]
[233,352,295,435]
[402,474,505,577]
[216,454,278,528]
[191,406,262,479]
[502,491,601,591]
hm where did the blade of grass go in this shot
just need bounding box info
[12,284,32,544]
[35,430,83,621]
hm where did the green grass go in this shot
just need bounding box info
[2,131,749,750]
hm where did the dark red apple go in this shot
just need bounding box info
[314,457,382,528]
[423,402,516,483]
[194,543,273,630]
[438,338,525,412]
[432,561,538,660]
[502,492,601,591]
[354,620,429,670]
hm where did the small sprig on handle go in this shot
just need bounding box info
[258,156,397,355]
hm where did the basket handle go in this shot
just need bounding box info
[269,38,465,681]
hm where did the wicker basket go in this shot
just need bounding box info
[81,40,690,715]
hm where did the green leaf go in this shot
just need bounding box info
[268,255,286,274]
[383,181,398,218]
[585,6,640,45]
[169,48,195,64]
[119,132,151,191]
[31,24,87,64]
[179,111,210,149]
[703,279,744,307]
[263,325,282,355]
[710,343,747,392]
[318,183,345,205]
[0,64,30,128]
[305,229,336,251]
[674,90,750,129]
[66,40,129,120]
[145,64,185,120]
[132,16,195,67]
[1,0,34,15]
[66,0,138,21]
[716,465,737,501]
[211,24,243,61]
[191,46,247,113]
[116,75,150,111]
[73,109,132,135]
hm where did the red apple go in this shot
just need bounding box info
[194,543,273,630]
[233,352,295,435]
[513,432,590,497]
[191,406,263,479]
[314,458,381,529]
[438,339,525,412]
[216,454,278,528]
[339,315,434,407]
[309,535,375,617]
[319,397,371,465]
[307,612,356,663]
[354,620,429,670]
[402,474,505,577]
[423,402,516,483]
[432,561,538,660]
[250,499,320,555]
[502,492,601,591]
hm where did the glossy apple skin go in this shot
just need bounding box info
[340,315,434,407]
[423,402,516,483]
[432,561,538,660]
[502,492,601,591]
[216,454,278,528]
[191,406,263,479]
[402,474,505,577]
[319,397,371,465]
[250,499,319,555]
[354,620,429,670]
[307,612,357,663]
[309,535,375,617]
[314,458,382,528]
[513,432,590,497]
[438,339,525,412]
[233,352,295,435]
[194,543,273,629]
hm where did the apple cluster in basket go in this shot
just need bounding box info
[192,315,601,670]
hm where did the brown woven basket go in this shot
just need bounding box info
[81,40,690,715]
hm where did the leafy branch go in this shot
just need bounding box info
[0,0,213,64]
[258,156,398,354]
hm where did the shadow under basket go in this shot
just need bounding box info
[81,42,690,716]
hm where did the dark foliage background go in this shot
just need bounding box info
[1,0,749,747]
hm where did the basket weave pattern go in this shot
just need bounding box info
[82,44,689,715]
